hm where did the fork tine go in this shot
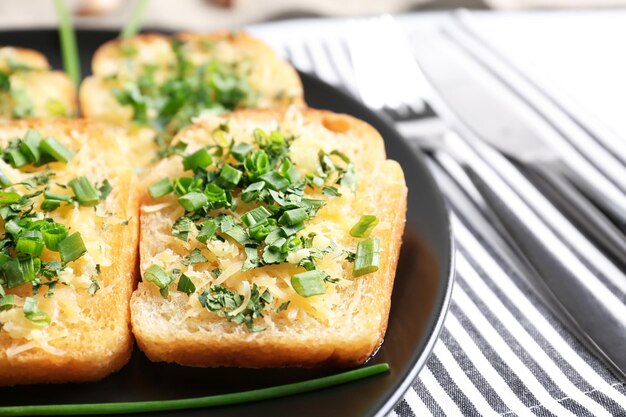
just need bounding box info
[284,41,314,74]
[302,38,343,87]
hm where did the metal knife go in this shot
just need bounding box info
[412,31,626,377]
[411,31,626,269]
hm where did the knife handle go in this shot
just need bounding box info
[521,163,626,270]
[463,165,626,379]
[552,161,626,232]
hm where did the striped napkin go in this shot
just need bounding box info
[249,12,626,416]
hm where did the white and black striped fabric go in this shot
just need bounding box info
[249,12,626,416]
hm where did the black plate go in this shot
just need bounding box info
[0,30,454,417]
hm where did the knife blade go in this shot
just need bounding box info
[412,32,626,232]
[412,31,626,269]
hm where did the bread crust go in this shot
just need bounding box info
[0,120,140,386]
[131,108,407,368]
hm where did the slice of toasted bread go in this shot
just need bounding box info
[0,120,140,386]
[79,32,304,168]
[131,108,407,367]
[0,47,77,120]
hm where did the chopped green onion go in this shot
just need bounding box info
[196,219,218,244]
[279,208,308,226]
[183,148,212,171]
[0,191,21,205]
[353,236,380,277]
[260,171,290,191]
[222,222,250,246]
[280,222,305,237]
[177,274,196,295]
[23,296,51,326]
[0,168,11,188]
[4,147,28,168]
[40,137,74,163]
[178,192,207,212]
[119,0,150,39]
[41,199,61,212]
[69,176,100,206]
[231,142,253,161]
[240,181,265,203]
[248,220,272,241]
[291,270,326,297]
[148,178,173,199]
[42,224,68,251]
[204,183,228,208]
[349,215,379,238]
[241,206,272,227]
[216,164,243,190]
[0,252,11,268]
[3,257,37,288]
[19,129,42,163]
[0,363,389,416]
[0,294,14,311]
[53,0,81,87]
[144,264,172,290]
[98,179,113,199]
[44,191,73,201]
[58,232,87,263]
[4,220,22,237]
[16,231,45,257]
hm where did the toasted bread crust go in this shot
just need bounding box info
[131,108,407,368]
[0,120,140,386]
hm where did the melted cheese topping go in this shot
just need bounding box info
[0,126,130,356]
[141,109,384,329]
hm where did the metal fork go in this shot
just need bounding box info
[281,18,445,144]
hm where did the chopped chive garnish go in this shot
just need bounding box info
[42,224,68,251]
[177,273,196,295]
[291,270,326,297]
[53,0,81,87]
[183,148,213,171]
[69,176,100,206]
[23,296,51,326]
[0,191,21,205]
[4,147,28,168]
[58,232,87,263]
[144,264,173,293]
[178,192,207,212]
[260,171,290,191]
[3,258,37,288]
[241,206,272,227]
[353,236,380,277]
[0,168,11,188]
[41,199,61,212]
[16,231,45,257]
[231,142,253,161]
[0,363,389,416]
[215,164,243,190]
[279,208,308,226]
[148,178,173,199]
[40,137,74,163]
[0,294,14,311]
[349,215,379,238]
[44,191,73,202]
[196,219,218,244]
[19,129,42,163]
